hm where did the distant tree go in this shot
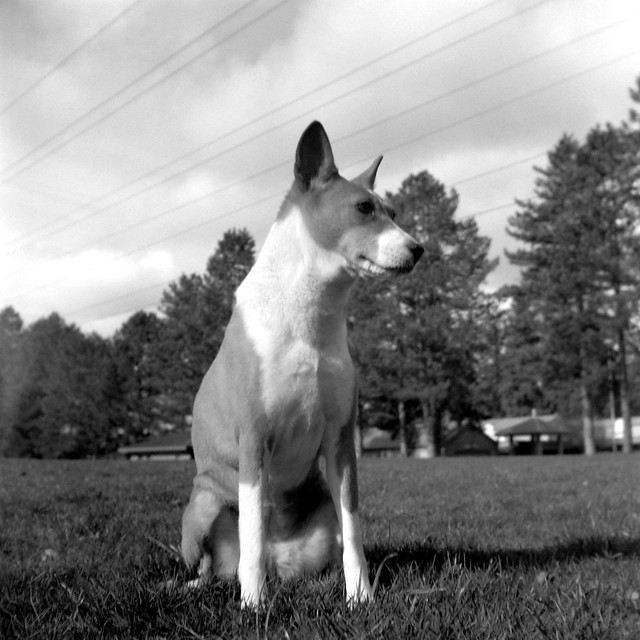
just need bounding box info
[469,294,509,418]
[492,288,550,416]
[156,228,255,426]
[200,227,256,357]
[0,307,25,453]
[579,122,640,452]
[6,314,123,458]
[505,109,640,454]
[112,311,164,441]
[507,136,604,454]
[351,171,496,456]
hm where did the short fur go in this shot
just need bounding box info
[181,121,423,607]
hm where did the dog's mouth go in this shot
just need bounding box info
[356,256,413,277]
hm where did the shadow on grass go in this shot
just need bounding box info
[367,534,640,583]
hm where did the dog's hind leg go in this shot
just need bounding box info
[181,473,239,584]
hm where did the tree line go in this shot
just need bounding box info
[1,78,638,458]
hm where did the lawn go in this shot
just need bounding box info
[1,454,639,639]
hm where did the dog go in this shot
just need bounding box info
[181,121,423,608]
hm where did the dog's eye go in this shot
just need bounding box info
[357,201,374,215]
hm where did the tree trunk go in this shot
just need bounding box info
[398,399,408,457]
[608,359,617,452]
[418,399,437,458]
[354,412,363,459]
[618,327,633,454]
[580,366,596,456]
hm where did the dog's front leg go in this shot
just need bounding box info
[238,436,266,608]
[325,423,373,604]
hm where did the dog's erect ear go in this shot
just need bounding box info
[352,156,383,190]
[294,121,338,190]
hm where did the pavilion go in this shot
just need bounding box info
[484,413,570,455]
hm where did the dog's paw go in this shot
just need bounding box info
[346,582,374,607]
[240,585,265,609]
[239,568,266,609]
[344,563,373,607]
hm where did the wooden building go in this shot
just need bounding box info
[118,431,193,460]
[442,425,497,456]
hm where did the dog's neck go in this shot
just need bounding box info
[235,202,355,347]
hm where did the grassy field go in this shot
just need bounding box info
[1,454,639,639]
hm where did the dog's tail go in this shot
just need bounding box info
[182,470,340,580]
[268,500,341,578]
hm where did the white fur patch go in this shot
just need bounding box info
[341,513,372,603]
[372,226,414,270]
[238,481,265,607]
[234,209,356,489]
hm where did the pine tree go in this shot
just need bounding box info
[156,228,255,427]
[506,107,640,454]
[6,314,122,457]
[112,311,164,441]
[507,136,605,454]
[579,122,640,453]
[0,307,24,453]
[351,171,496,456]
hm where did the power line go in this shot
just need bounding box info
[2,45,635,294]
[0,0,146,115]
[74,48,640,257]
[451,152,546,187]
[10,17,628,271]
[4,0,551,250]
[1,0,512,247]
[3,47,637,312]
[37,190,285,314]
[0,0,284,183]
[64,200,520,324]
[374,49,639,163]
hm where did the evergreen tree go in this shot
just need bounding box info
[507,136,604,454]
[0,307,25,453]
[7,314,123,458]
[112,311,164,441]
[505,108,640,454]
[351,171,496,456]
[579,122,640,452]
[156,228,255,426]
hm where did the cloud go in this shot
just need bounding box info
[1,0,638,333]
[0,247,175,333]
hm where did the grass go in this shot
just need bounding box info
[1,454,639,639]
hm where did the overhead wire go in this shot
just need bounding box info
[0,0,146,115]
[2,1,637,324]
[0,0,284,183]
[60,199,520,323]
[59,47,640,323]
[8,41,634,307]
[62,169,539,322]
[2,14,632,276]
[5,46,637,301]
[1,0,525,249]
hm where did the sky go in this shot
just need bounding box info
[1,0,639,337]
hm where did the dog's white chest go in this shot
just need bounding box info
[257,325,353,427]
[238,298,354,482]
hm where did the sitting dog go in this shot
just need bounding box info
[181,121,423,607]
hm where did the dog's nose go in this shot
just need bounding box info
[411,244,424,263]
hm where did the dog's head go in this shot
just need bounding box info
[290,121,423,278]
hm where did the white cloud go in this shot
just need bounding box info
[0,0,638,334]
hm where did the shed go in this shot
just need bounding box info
[361,427,400,458]
[118,430,193,460]
[442,425,497,456]
[484,413,570,455]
